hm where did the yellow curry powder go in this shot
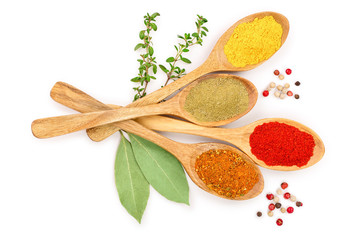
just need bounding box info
[224,16,283,67]
[195,149,259,199]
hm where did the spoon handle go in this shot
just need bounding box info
[50,82,236,143]
[31,99,178,139]
[86,62,212,141]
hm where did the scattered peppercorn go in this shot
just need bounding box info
[274,70,280,76]
[287,90,293,97]
[278,74,284,80]
[284,192,291,199]
[294,94,300,99]
[287,206,294,213]
[295,81,301,86]
[276,188,283,195]
[263,90,269,97]
[257,211,262,217]
[270,82,276,88]
[275,203,282,209]
[290,195,296,202]
[268,211,274,217]
[285,68,292,75]
[281,182,288,189]
[280,207,286,213]
[273,196,280,203]
[266,193,274,200]
[296,201,303,207]
[276,218,283,226]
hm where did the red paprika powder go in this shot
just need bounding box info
[249,122,315,167]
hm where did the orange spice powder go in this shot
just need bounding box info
[195,149,259,199]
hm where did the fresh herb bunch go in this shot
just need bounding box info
[159,15,208,86]
[131,12,160,101]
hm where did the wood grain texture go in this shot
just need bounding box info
[50,82,263,200]
[32,73,257,139]
[87,73,258,141]
[50,82,324,171]
[86,11,289,141]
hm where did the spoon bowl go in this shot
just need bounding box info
[86,11,289,141]
[32,74,257,138]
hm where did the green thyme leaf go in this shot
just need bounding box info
[115,134,150,223]
[166,57,175,62]
[129,134,189,205]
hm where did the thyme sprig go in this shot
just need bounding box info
[159,15,208,86]
[131,12,160,101]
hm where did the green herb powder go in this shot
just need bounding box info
[184,77,249,122]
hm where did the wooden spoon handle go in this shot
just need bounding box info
[50,82,233,142]
[86,62,212,141]
[31,100,176,139]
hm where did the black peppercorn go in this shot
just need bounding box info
[296,201,303,207]
[294,94,300,99]
[295,81,301,86]
[257,211,262,217]
[275,202,282,209]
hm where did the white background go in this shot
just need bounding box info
[1,0,359,239]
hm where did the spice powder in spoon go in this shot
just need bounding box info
[195,149,259,199]
[184,77,249,122]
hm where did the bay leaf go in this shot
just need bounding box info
[115,134,150,223]
[129,133,189,205]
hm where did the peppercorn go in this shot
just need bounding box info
[281,182,288,189]
[257,211,262,217]
[284,192,291,199]
[276,218,283,226]
[269,203,275,211]
[278,74,284,80]
[268,211,274,217]
[287,90,293,97]
[285,68,292,75]
[275,203,282,209]
[284,83,290,89]
[269,82,276,88]
[287,206,294,213]
[276,188,283,195]
[279,93,286,99]
[273,196,280,203]
[277,85,283,91]
[295,81,301,86]
[263,90,269,97]
[280,207,286,213]
[290,195,296,202]
[274,70,280,76]
[274,91,280,98]
[294,94,300,99]
[296,201,303,207]
[266,193,274,200]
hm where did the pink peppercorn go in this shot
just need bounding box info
[269,203,275,211]
[281,182,288,189]
[276,218,283,226]
[287,91,293,97]
[263,90,269,97]
[266,193,274,200]
[287,206,294,213]
[274,70,280,76]
[285,68,292,75]
[284,192,291,199]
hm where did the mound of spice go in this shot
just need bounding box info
[224,16,283,67]
[195,149,259,199]
[249,122,315,167]
[184,77,249,122]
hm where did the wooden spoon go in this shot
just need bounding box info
[32,74,257,138]
[50,82,324,171]
[50,84,264,200]
[86,11,289,141]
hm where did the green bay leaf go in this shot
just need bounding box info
[115,134,150,223]
[129,133,189,205]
